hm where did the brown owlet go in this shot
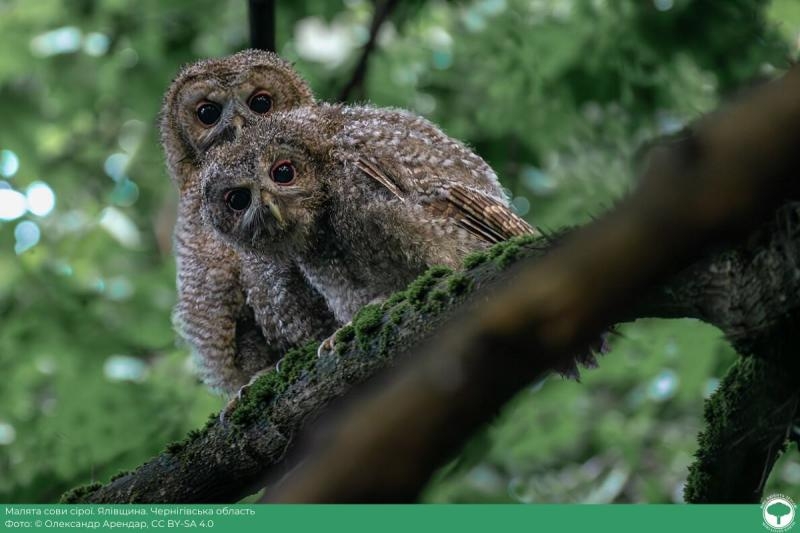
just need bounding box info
[159,49,337,394]
[200,103,537,331]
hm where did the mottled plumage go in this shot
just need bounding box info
[201,103,538,326]
[159,49,337,393]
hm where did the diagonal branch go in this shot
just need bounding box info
[338,0,401,102]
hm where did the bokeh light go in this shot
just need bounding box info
[25,181,55,217]
[295,17,356,67]
[654,0,675,11]
[0,189,27,220]
[511,196,531,216]
[104,153,130,181]
[0,149,19,177]
[0,422,16,446]
[110,179,140,207]
[83,32,110,56]
[14,220,40,254]
[104,355,147,382]
[647,369,679,401]
[99,206,142,249]
[522,165,557,195]
[119,119,145,153]
[30,26,82,57]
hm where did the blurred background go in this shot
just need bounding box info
[1,0,799,503]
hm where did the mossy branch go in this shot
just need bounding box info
[64,202,800,503]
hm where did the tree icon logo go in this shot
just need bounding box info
[763,494,796,531]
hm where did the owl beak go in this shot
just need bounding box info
[260,190,285,226]
[231,115,245,138]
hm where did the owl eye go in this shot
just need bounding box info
[224,188,251,211]
[270,160,296,185]
[248,91,273,114]
[196,102,222,126]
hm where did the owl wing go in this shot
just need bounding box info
[355,158,537,244]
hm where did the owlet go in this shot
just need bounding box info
[159,50,337,394]
[200,103,538,330]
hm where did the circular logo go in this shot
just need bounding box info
[763,494,797,531]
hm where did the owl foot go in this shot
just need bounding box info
[219,367,273,424]
[316,329,342,359]
[316,298,389,358]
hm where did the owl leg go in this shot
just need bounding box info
[242,257,340,361]
[174,259,252,395]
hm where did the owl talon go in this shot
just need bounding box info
[317,335,336,358]
[219,393,241,425]
[218,368,272,424]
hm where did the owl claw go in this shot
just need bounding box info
[219,391,243,425]
[218,368,272,425]
[316,335,335,358]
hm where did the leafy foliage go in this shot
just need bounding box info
[0,0,798,503]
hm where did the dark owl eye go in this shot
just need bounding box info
[248,91,273,114]
[270,160,295,185]
[196,102,222,126]
[224,188,251,211]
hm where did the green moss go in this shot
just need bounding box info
[406,266,453,307]
[185,429,202,442]
[278,341,318,384]
[462,251,488,269]
[60,482,102,503]
[204,412,218,430]
[424,289,450,313]
[165,441,185,455]
[446,273,473,296]
[465,235,540,271]
[389,301,411,325]
[109,470,131,482]
[494,242,522,267]
[684,357,795,502]
[334,324,355,344]
[229,370,284,426]
[354,304,384,347]
[383,291,408,309]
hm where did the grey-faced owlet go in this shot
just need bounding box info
[159,50,337,394]
[200,103,538,336]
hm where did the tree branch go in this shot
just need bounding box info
[337,0,401,102]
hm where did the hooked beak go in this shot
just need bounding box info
[261,190,284,226]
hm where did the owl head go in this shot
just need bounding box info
[159,49,315,189]
[200,108,341,259]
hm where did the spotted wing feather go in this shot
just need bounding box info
[356,157,537,244]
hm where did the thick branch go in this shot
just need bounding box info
[65,207,800,503]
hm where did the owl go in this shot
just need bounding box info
[159,49,338,394]
[200,103,537,333]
